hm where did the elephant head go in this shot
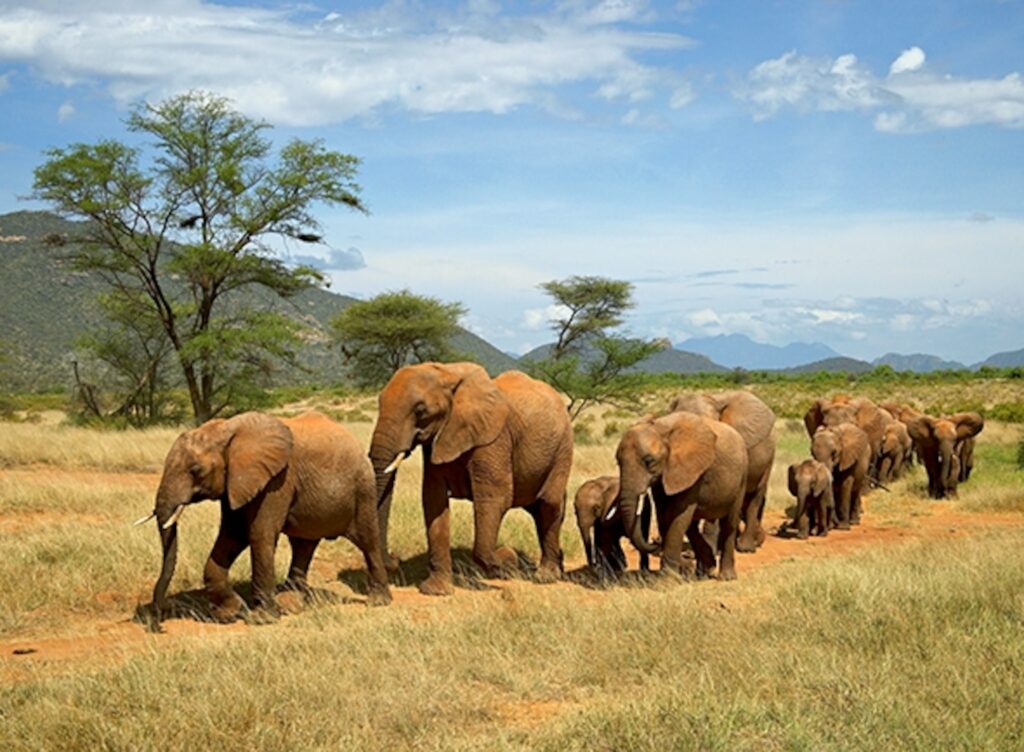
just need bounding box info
[574,476,627,573]
[612,413,717,555]
[369,362,510,559]
[811,424,861,474]
[147,412,292,611]
[787,459,832,538]
[906,412,983,497]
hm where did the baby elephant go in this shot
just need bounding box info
[787,459,834,539]
[574,475,652,576]
[140,411,391,628]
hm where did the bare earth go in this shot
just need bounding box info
[2,465,1021,686]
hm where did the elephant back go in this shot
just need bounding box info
[714,391,775,452]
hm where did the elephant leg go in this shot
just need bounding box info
[736,491,762,553]
[834,477,852,530]
[419,472,454,596]
[528,500,564,583]
[686,519,716,579]
[204,511,248,623]
[701,519,719,554]
[797,506,810,539]
[717,495,742,581]
[472,501,515,578]
[850,480,863,525]
[248,531,281,620]
[284,536,320,594]
[659,504,695,577]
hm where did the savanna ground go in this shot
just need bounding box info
[1,381,1024,750]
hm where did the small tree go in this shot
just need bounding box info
[33,91,367,421]
[527,275,660,419]
[330,290,467,386]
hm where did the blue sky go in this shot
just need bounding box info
[1,0,1022,363]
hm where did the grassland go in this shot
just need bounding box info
[1,387,1023,750]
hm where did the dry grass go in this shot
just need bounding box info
[0,391,1023,750]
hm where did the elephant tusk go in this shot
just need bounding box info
[383,453,406,474]
[133,511,156,527]
[162,505,185,529]
[603,500,619,522]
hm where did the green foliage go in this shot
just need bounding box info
[528,275,660,419]
[330,289,467,387]
[31,91,366,421]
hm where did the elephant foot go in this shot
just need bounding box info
[835,521,851,531]
[209,591,244,623]
[717,566,737,581]
[477,546,520,578]
[736,535,759,553]
[694,560,716,580]
[367,586,393,607]
[534,561,562,584]
[418,573,454,596]
[755,526,767,547]
[383,552,401,576]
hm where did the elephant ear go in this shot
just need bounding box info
[662,413,717,496]
[803,399,825,439]
[949,412,984,441]
[836,425,866,471]
[224,412,293,510]
[906,415,936,447]
[787,464,798,497]
[718,391,775,450]
[432,364,510,465]
[813,464,832,497]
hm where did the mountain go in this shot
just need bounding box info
[872,352,967,372]
[678,333,842,370]
[519,342,726,375]
[0,211,517,391]
[975,348,1024,369]
[784,357,874,375]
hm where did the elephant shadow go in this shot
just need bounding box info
[564,565,664,591]
[337,547,546,594]
[132,580,360,632]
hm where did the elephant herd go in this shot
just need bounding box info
[137,362,985,628]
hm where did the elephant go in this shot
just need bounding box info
[811,423,871,529]
[141,411,391,628]
[805,396,888,476]
[882,403,925,467]
[574,475,652,576]
[369,363,573,596]
[787,459,834,538]
[610,412,747,581]
[666,390,775,553]
[877,417,912,482]
[906,412,984,499]
[958,436,976,483]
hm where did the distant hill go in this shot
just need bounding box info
[519,342,726,375]
[783,356,874,375]
[0,211,517,391]
[872,352,967,372]
[974,348,1024,369]
[678,333,842,370]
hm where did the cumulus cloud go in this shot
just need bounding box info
[290,246,366,271]
[0,2,695,126]
[57,101,74,122]
[738,46,1024,132]
[522,303,571,331]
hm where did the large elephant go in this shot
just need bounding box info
[906,412,984,499]
[667,390,775,552]
[610,413,747,580]
[574,475,651,576]
[787,459,834,538]
[811,423,871,529]
[805,396,887,475]
[369,363,573,596]
[141,411,391,628]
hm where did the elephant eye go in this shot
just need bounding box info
[643,454,657,470]
[189,462,203,478]
[414,402,428,418]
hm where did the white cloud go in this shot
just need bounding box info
[890,46,925,76]
[669,82,695,109]
[522,304,571,331]
[0,2,695,126]
[739,46,1024,132]
[57,101,74,122]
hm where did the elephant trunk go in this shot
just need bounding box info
[618,487,659,555]
[369,422,409,570]
[578,520,595,569]
[152,522,178,614]
[939,441,955,492]
[794,478,810,524]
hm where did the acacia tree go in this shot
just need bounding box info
[528,275,661,419]
[330,290,467,386]
[33,91,366,421]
